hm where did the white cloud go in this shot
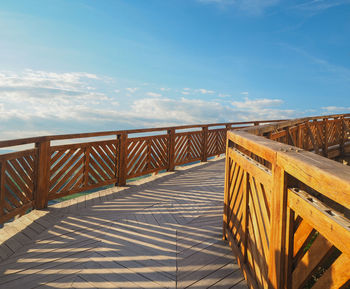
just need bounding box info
[218,93,231,98]
[232,97,283,109]
[241,91,249,95]
[126,87,138,93]
[114,89,120,93]
[146,92,162,97]
[197,88,215,94]
[0,69,300,140]
[321,106,350,113]
[181,91,190,95]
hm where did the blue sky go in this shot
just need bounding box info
[0,0,349,139]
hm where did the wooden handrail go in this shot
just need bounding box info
[0,118,285,224]
[223,113,350,289]
[0,119,287,148]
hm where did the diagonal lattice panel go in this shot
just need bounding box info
[127,135,168,178]
[49,148,85,197]
[188,132,202,160]
[174,134,188,165]
[175,131,202,165]
[49,140,118,200]
[207,129,226,157]
[149,136,168,170]
[88,142,117,185]
[127,138,148,178]
[1,150,35,220]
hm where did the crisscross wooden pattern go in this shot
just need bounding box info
[287,188,350,289]
[49,140,118,200]
[126,134,168,178]
[268,117,350,158]
[174,131,203,165]
[0,149,35,223]
[207,128,226,157]
[224,145,272,289]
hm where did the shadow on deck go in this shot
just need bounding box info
[0,158,246,289]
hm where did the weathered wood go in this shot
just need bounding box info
[278,150,350,210]
[288,188,350,257]
[34,141,50,209]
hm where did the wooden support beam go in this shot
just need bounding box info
[268,165,288,289]
[305,122,320,154]
[167,128,175,171]
[84,146,90,187]
[201,126,208,162]
[241,171,249,263]
[0,161,5,217]
[35,140,50,209]
[323,118,328,157]
[118,133,127,186]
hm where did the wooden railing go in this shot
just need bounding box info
[223,113,350,289]
[0,119,282,225]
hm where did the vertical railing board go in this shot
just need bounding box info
[0,161,5,217]
[167,128,175,171]
[201,126,208,162]
[35,140,50,209]
[118,133,127,186]
[84,146,90,187]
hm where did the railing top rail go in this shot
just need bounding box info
[0,119,285,149]
[241,113,350,135]
[227,113,350,210]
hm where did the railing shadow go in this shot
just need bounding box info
[0,159,246,289]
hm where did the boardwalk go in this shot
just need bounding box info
[0,158,246,289]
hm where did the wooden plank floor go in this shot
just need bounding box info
[0,159,247,289]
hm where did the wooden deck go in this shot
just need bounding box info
[0,158,246,289]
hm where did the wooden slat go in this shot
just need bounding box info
[278,150,350,210]
[292,234,335,289]
[267,165,288,289]
[228,147,273,192]
[311,254,350,289]
[288,188,350,257]
[0,161,5,216]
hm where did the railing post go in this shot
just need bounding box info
[35,140,50,209]
[241,171,249,263]
[340,116,345,154]
[84,146,91,187]
[201,126,208,162]
[268,164,288,289]
[223,137,231,240]
[0,161,5,218]
[323,118,328,157]
[167,128,175,171]
[118,133,127,186]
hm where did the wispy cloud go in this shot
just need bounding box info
[146,92,162,97]
[197,0,280,14]
[293,0,350,12]
[197,88,215,94]
[321,106,350,113]
[279,43,350,81]
[126,87,138,93]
